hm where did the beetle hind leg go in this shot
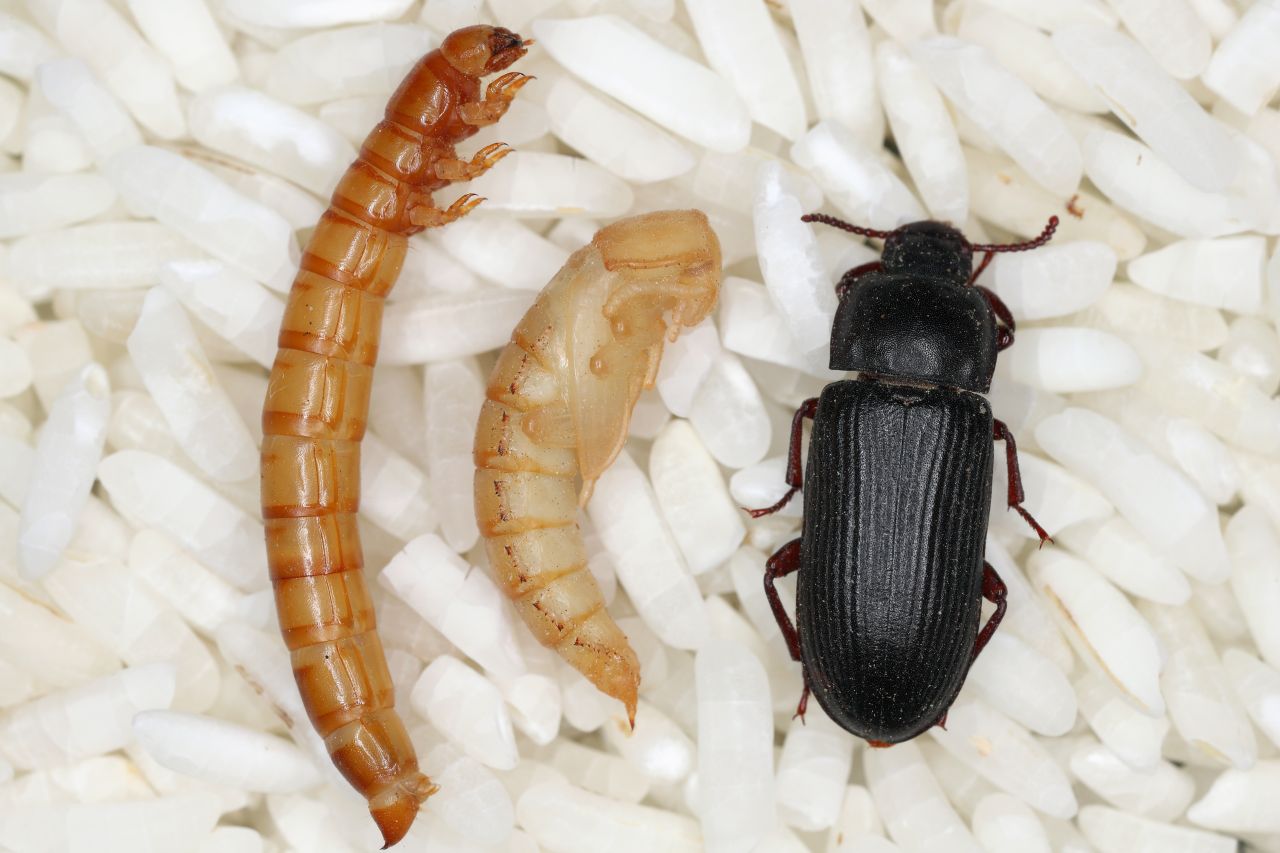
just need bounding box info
[971,560,1008,663]
[993,418,1052,546]
[765,537,813,723]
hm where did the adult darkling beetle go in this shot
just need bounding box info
[750,213,1059,746]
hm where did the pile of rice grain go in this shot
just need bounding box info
[1,0,1280,851]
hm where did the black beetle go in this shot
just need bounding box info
[749,214,1059,745]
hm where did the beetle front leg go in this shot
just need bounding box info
[747,398,818,518]
[971,560,1008,662]
[993,418,1052,546]
[977,286,1015,351]
[835,262,882,299]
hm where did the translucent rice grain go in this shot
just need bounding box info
[965,148,1146,260]
[128,529,242,638]
[103,146,299,292]
[359,431,436,540]
[1220,316,1280,394]
[188,87,356,196]
[997,327,1140,393]
[34,59,142,165]
[649,420,745,576]
[1222,649,1280,749]
[1226,507,1280,670]
[0,794,221,853]
[533,16,751,153]
[683,0,806,140]
[990,452,1112,542]
[0,580,119,688]
[988,241,1115,321]
[1068,740,1195,821]
[1056,517,1192,605]
[872,42,965,221]
[379,534,527,682]
[411,655,518,770]
[912,37,1081,195]
[955,4,1106,114]
[1078,804,1236,853]
[43,558,221,712]
[98,450,265,591]
[434,217,569,292]
[0,172,116,239]
[790,0,882,150]
[791,121,926,231]
[774,707,853,832]
[422,360,483,551]
[654,320,721,418]
[972,793,1052,853]
[198,826,265,853]
[1073,671,1169,771]
[423,743,514,845]
[517,780,703,853]
[1127,236,1265,313]
[718,278,810,372]
[967,632,1077,736]
[824,785,883,851]
[860,0,938,42]
[928,698,1077,818]
[1036,407,1230,583]
[0,335,31,399]
[461,151,634,219]
[544,76,694,184]
[132,710,319,792]
[159,261,283,369]
[0,11,57,81]
[1029,549,1164,715]
[970,0,1118,30]
[864,741,984,853]
[587,450,708,648]
[0,663,175,769]
[126,288,257,482]
[602,699,695,785]
[124,0,238,93]
[223,0,415,29]
[542,740,650,804]
[17,363,108,579]
[1201,0,1280,115]
[1072,283,1227,351]
[984,538,1074,672]
[379,288,535,364]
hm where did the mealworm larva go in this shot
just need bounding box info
[474,210,722,723]
[260,25,530,848]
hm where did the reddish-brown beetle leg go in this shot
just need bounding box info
[765,538,812,723]
[747,397,818,518]
[993,418,1051,546]
[971,560,1009,663]
[835,261,882,299]
[976,285,1016,350]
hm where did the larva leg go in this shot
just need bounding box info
[408,192,486,230]
[434,142,513,182]
[461,71,534,126]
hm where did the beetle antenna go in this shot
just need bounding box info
[801,213,894,240]
[969,216,1059,253]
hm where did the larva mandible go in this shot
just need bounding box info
[260,25,530,848]
[474,210,722,723]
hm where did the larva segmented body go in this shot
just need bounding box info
[260,26,529,848]
[474,210,722,722]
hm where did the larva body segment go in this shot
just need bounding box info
[260,26,530,849]
[474,210,722,722]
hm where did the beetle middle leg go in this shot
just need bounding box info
[993,418,1052,545]
[747,398,818,518]
[764,537,813,720]
[971,560,1008,662]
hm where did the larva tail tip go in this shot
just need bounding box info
[371,774,438,848]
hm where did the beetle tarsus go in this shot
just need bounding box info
[993,418,1050,545]
[793,682,811,723]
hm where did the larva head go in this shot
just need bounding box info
[440,25,529,77]
[594,209,723,332]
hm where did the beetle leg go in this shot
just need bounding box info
[835,261,882,299]
[764,538,803,662]
[971,560,1009,662]
[976,285,1016,351]
[969,250,996,286]
[992,418,1052,546]
[794,680,811,723]
[746,398,818,518]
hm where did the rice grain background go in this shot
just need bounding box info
[0,0,1279,851]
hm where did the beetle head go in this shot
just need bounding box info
[440,25,529,77]
[880,221,973,285]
